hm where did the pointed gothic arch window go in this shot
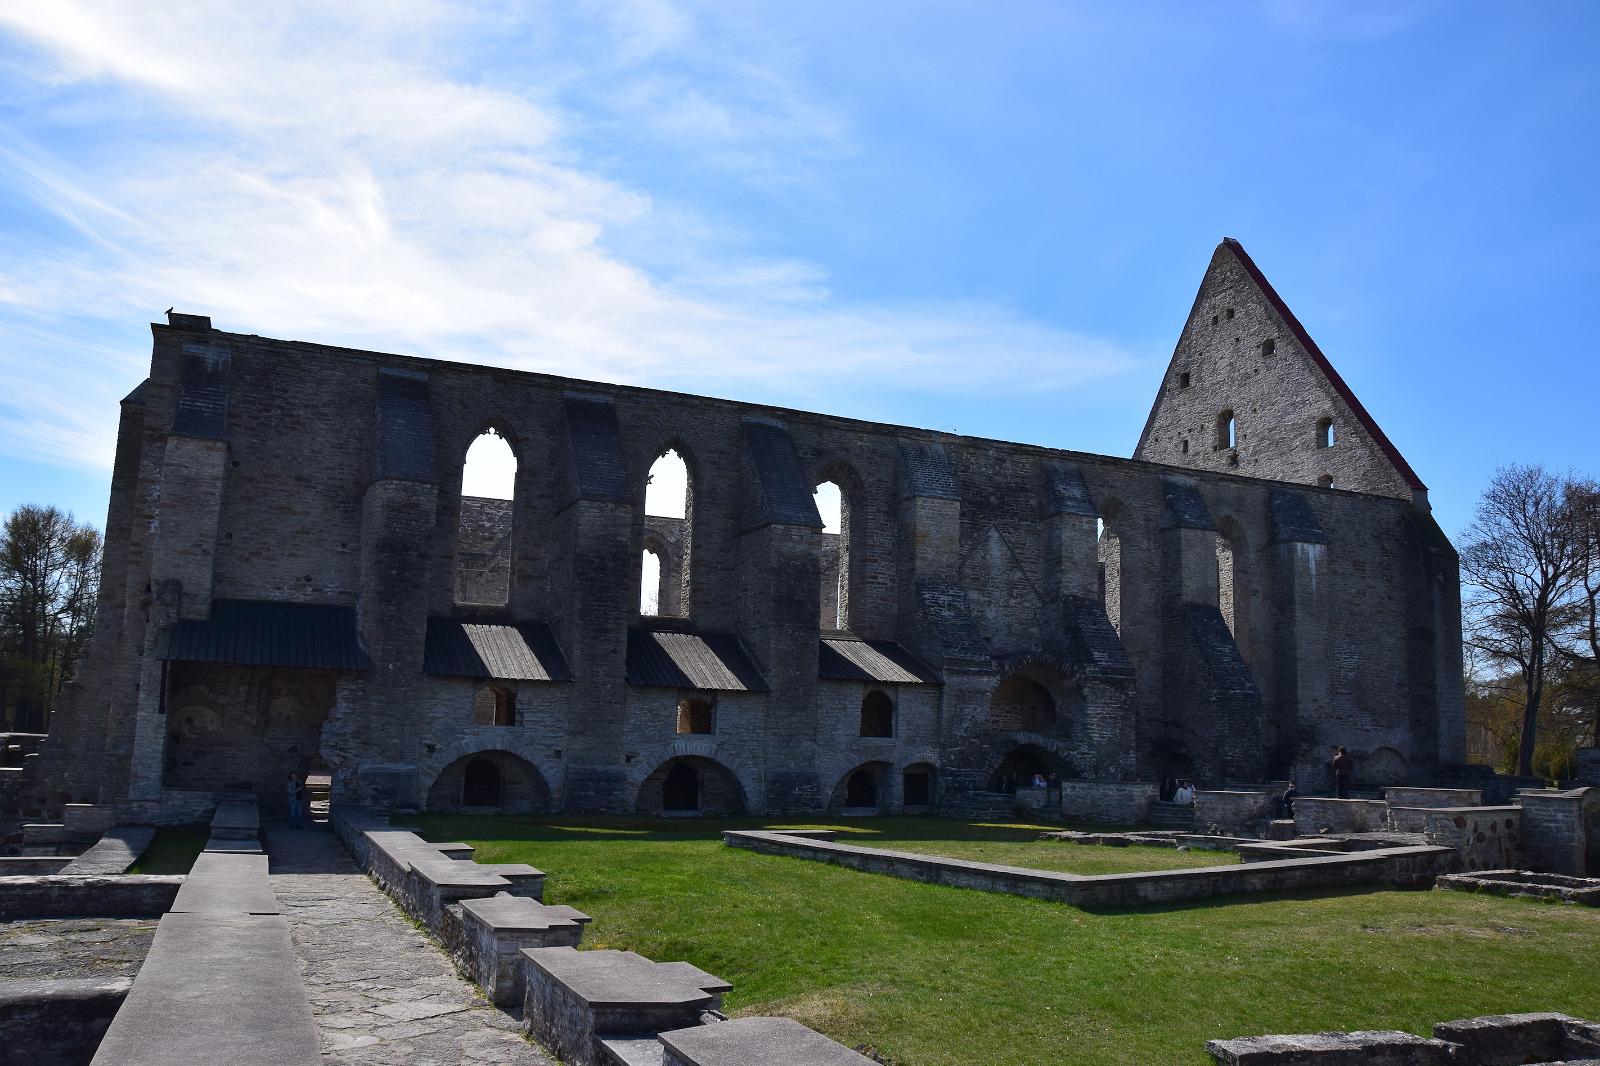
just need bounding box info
[814,478,849,629]
[456,429,516,605]
[642,448,691,618]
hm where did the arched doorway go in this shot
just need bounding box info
[845,768,878,808]
[462,758,501,807]
[636,756,746,816]
[663,762,699,812]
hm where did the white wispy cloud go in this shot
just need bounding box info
[0,0,1138,474]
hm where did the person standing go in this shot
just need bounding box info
[1330,747,1353,799]
[1282,780,1299,819]
[285,771,304,829]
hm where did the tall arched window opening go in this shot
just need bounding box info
[456,429,516,606]
[1316,418,1335,449]
[1214,519,1250,662]
[1098,501,1126,637]
[1216,410,1236,451]
[815,479,849,629]
[641,448,691,618]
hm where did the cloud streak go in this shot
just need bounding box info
[0,1,1139,474]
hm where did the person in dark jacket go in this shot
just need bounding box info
[1330,747,1353,799]
[1160,776,1177,803]
[1282,781,1299,819]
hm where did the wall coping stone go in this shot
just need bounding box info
[523,947,730,1009]
[461,891,591,933]
[169,852,278,915]
[657,1016,875,1065]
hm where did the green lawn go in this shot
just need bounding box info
[400,815,1600,1066]
[127,826,208,874]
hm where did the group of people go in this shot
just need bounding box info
[1159,745,1354,818]
[1159,777,1197,805]
[996,770,1062,793]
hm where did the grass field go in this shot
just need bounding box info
[127,826,208,874]
[400,814,1600,1065]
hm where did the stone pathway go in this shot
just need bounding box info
[265,823,554,1065]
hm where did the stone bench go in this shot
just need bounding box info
[60,826,156,875]
[656,1017,876,1065]
[522,947,731,1066]
[441,891,592,1005]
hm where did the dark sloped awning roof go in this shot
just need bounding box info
[819,637,939,685]
[157,599,368,671]
[424,619,574,682]
[625,628,768,692]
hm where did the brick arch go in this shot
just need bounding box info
[425,749,551,813]
[830,759,892,812]
[421,735,563,808]
[635,754,748,816]
[630,738,761,811]
[987,658,1087,739]
[983,736,1079,791]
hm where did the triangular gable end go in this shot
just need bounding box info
[1134,239,1427,508]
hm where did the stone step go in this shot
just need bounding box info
[1148,801,1197,830]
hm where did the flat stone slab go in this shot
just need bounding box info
[434,841,476,860]
[461,891,591,932]
[204,833,264,854]
[411,857,517,890]
[600,1035,668,1066]
[211,800,260,838]
[90,911,320,1066]
[1206,1029,1458,1065]
[658,1017,874,1065]
[169,852,280,915]
[523,948,728,1009]
[61,826,156,875]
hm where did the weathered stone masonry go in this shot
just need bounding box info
[34,241,1465,819]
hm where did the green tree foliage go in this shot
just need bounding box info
[1460,466,1597,780]
[0,505,102,733]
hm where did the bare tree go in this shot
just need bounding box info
[1560,480,1600,746]
[0,505,102,732]
[1459,466,1586,778]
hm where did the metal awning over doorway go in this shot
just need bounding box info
[156,599,368,671]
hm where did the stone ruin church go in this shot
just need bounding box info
[34,238,1465,820]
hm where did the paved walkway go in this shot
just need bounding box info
[266,823,553,1065]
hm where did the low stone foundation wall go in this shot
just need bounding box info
[1194,791,1275,834]
[1385,786,1482,808]
[1057,781,1157,825]
[1518,787,1596,876]
[1207,1011,1600,1065]
[723,829,1452,908]
[0,875,183,920]
[1422,807,1522,871]
[1292,798,1390,835]
[1437,869,1600,906]
[0,976,131,1066]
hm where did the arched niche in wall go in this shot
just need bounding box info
[641,446,692,618]
[455,428,517,606]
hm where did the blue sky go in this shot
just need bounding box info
[0,1,1595,543]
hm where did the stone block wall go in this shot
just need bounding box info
[1194,790,1276,834]
[1517,788,1596,877]
[1422,807,1523,871]
[36,287,1466,820]
[1055,781,1157,825]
